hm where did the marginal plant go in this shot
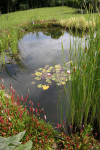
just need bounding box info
[67,15,100,132]
[59,16,96,31]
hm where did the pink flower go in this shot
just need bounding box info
[57,123,62,129]
[37,103,40,107]
[35,108,38,113]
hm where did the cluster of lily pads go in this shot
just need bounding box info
[32,61,71,90]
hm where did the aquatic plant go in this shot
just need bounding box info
[64,15,100,132]
[32,62,71,90]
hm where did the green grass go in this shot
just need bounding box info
[0,6,98,31]
[0,6,98,58]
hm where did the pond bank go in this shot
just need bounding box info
[0,82,100,150]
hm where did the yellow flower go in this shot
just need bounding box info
[42,85,49,90]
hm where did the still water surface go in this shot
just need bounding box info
[0,30,86,124]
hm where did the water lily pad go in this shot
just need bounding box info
[34,77,41,81]
[37,84,42,88]
[35,72,42,76]
[32,62,71,90]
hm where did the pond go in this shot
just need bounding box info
[0,29,87,125]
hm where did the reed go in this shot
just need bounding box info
[66,15,100,132]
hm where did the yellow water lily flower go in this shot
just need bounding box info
[42,85,49,90]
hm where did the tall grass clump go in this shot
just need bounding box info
[68,15,100,132]
[59,16,96,32]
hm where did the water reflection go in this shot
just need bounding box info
[0,30,86,124]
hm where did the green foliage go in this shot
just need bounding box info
[0,131,32,150]
[64,14,100,130]
[14,141,33,150]
[0,86,100,149]
[0,89,57,149]
[59,16,96,31]
[81,125,93,138]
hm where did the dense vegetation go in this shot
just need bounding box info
[0,3,100,149]
[0,0,100,13]
[0,82,100,149]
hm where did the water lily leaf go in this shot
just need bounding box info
[54,64,61,69]
[47,69,51,73]
[49,66,53,70]
[34,77,41,81]
[32,62,72,89]
[46,79,52,84]
[42,69,46,72]
[35,72,42,76]
[38,68,43,71]
[37,84,42,88]
[32,81,35,85]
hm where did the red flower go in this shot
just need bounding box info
[77,144,80,149]
[0,116,4,124]
[35,108,38,113]
[67,143,70,148]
